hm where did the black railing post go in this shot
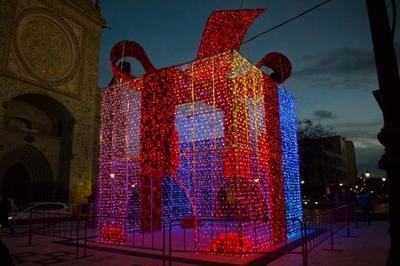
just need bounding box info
[84,215,87,257]
[163,222,166,266]
[169,221,172,266]
[330,210,334,250]
[346,205,351,237]
[303,218,308,266]
[239,220,243,256]
[355,203,359,229]
[28,210,33,246]
[76,212,80,258]
[183,226,186,251]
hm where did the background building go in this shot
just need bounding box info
[0,0,105,207]
[299,135,358,196]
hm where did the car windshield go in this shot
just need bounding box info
[16,203,35,212]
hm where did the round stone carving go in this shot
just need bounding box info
[14,8,79,85]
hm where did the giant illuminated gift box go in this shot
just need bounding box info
[97,9,303,252]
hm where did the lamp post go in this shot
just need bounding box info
[364,171,371,179]
[366,1,400,265]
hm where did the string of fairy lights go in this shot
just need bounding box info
[97,9,303,254]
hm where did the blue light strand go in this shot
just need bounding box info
[278,86,303,239]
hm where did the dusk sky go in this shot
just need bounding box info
[97,0,400,177]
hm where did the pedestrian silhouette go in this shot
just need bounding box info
[0,239,15,265]
[358,191,372,225]
[0,194,15,234]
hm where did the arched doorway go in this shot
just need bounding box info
[1,93,74,203]
[0,145,53,205]
[2,163,31,205]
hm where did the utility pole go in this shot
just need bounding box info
[366,1,400,265]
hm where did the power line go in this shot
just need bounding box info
[391,0,397,40]
[242,0,335,44]
[239,0,245,9]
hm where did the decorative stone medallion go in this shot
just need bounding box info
[14,8,79,86]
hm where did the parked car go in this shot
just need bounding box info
[9,202,70,221]
[302,195,331,209]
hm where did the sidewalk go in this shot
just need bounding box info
[270,221,389,266]
[0,221,390,265]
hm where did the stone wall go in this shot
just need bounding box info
[0,0,105,207]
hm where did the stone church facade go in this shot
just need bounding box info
[0,0,105,207]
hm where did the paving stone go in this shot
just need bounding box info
[2,221,390,266]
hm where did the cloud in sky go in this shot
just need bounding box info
[327,120,382,149]
[313,110,334,119]
[294,48,375,77]
[286,45,387,175]
[290,43,400,92]
[324,119,384,175]
[289,47,381,93]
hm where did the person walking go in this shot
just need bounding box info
[0,239,15,266]
[358,191,372,225]
[0,195,15,235]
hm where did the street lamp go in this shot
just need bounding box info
[382,177,386,182]
[339,182,343,187]
[300,180,305,185]
[365,171,371,178]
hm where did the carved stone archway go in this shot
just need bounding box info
[0,145,53,204]
[1,93,75,203]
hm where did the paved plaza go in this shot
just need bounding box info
[0,221,389,265]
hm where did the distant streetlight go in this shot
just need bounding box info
[355,185,359,189]
[339,183,343,187]
[365,171,371,178]
[301,180,305,185]
[382,177,386,182]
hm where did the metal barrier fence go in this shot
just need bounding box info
[27,204,357,266]
[167,217,304,265]
[28,212,166,261]
[27,211,84,258]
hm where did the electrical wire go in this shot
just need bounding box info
[239,0,244,9]
[391,0,397,40]
[242,0,335,44]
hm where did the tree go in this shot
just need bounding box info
[297,119,336,142]
[297,120,336,197]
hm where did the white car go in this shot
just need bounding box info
[9,202,70,221]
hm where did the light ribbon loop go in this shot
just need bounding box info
[256,52,292,84]
[110,40,156,83]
